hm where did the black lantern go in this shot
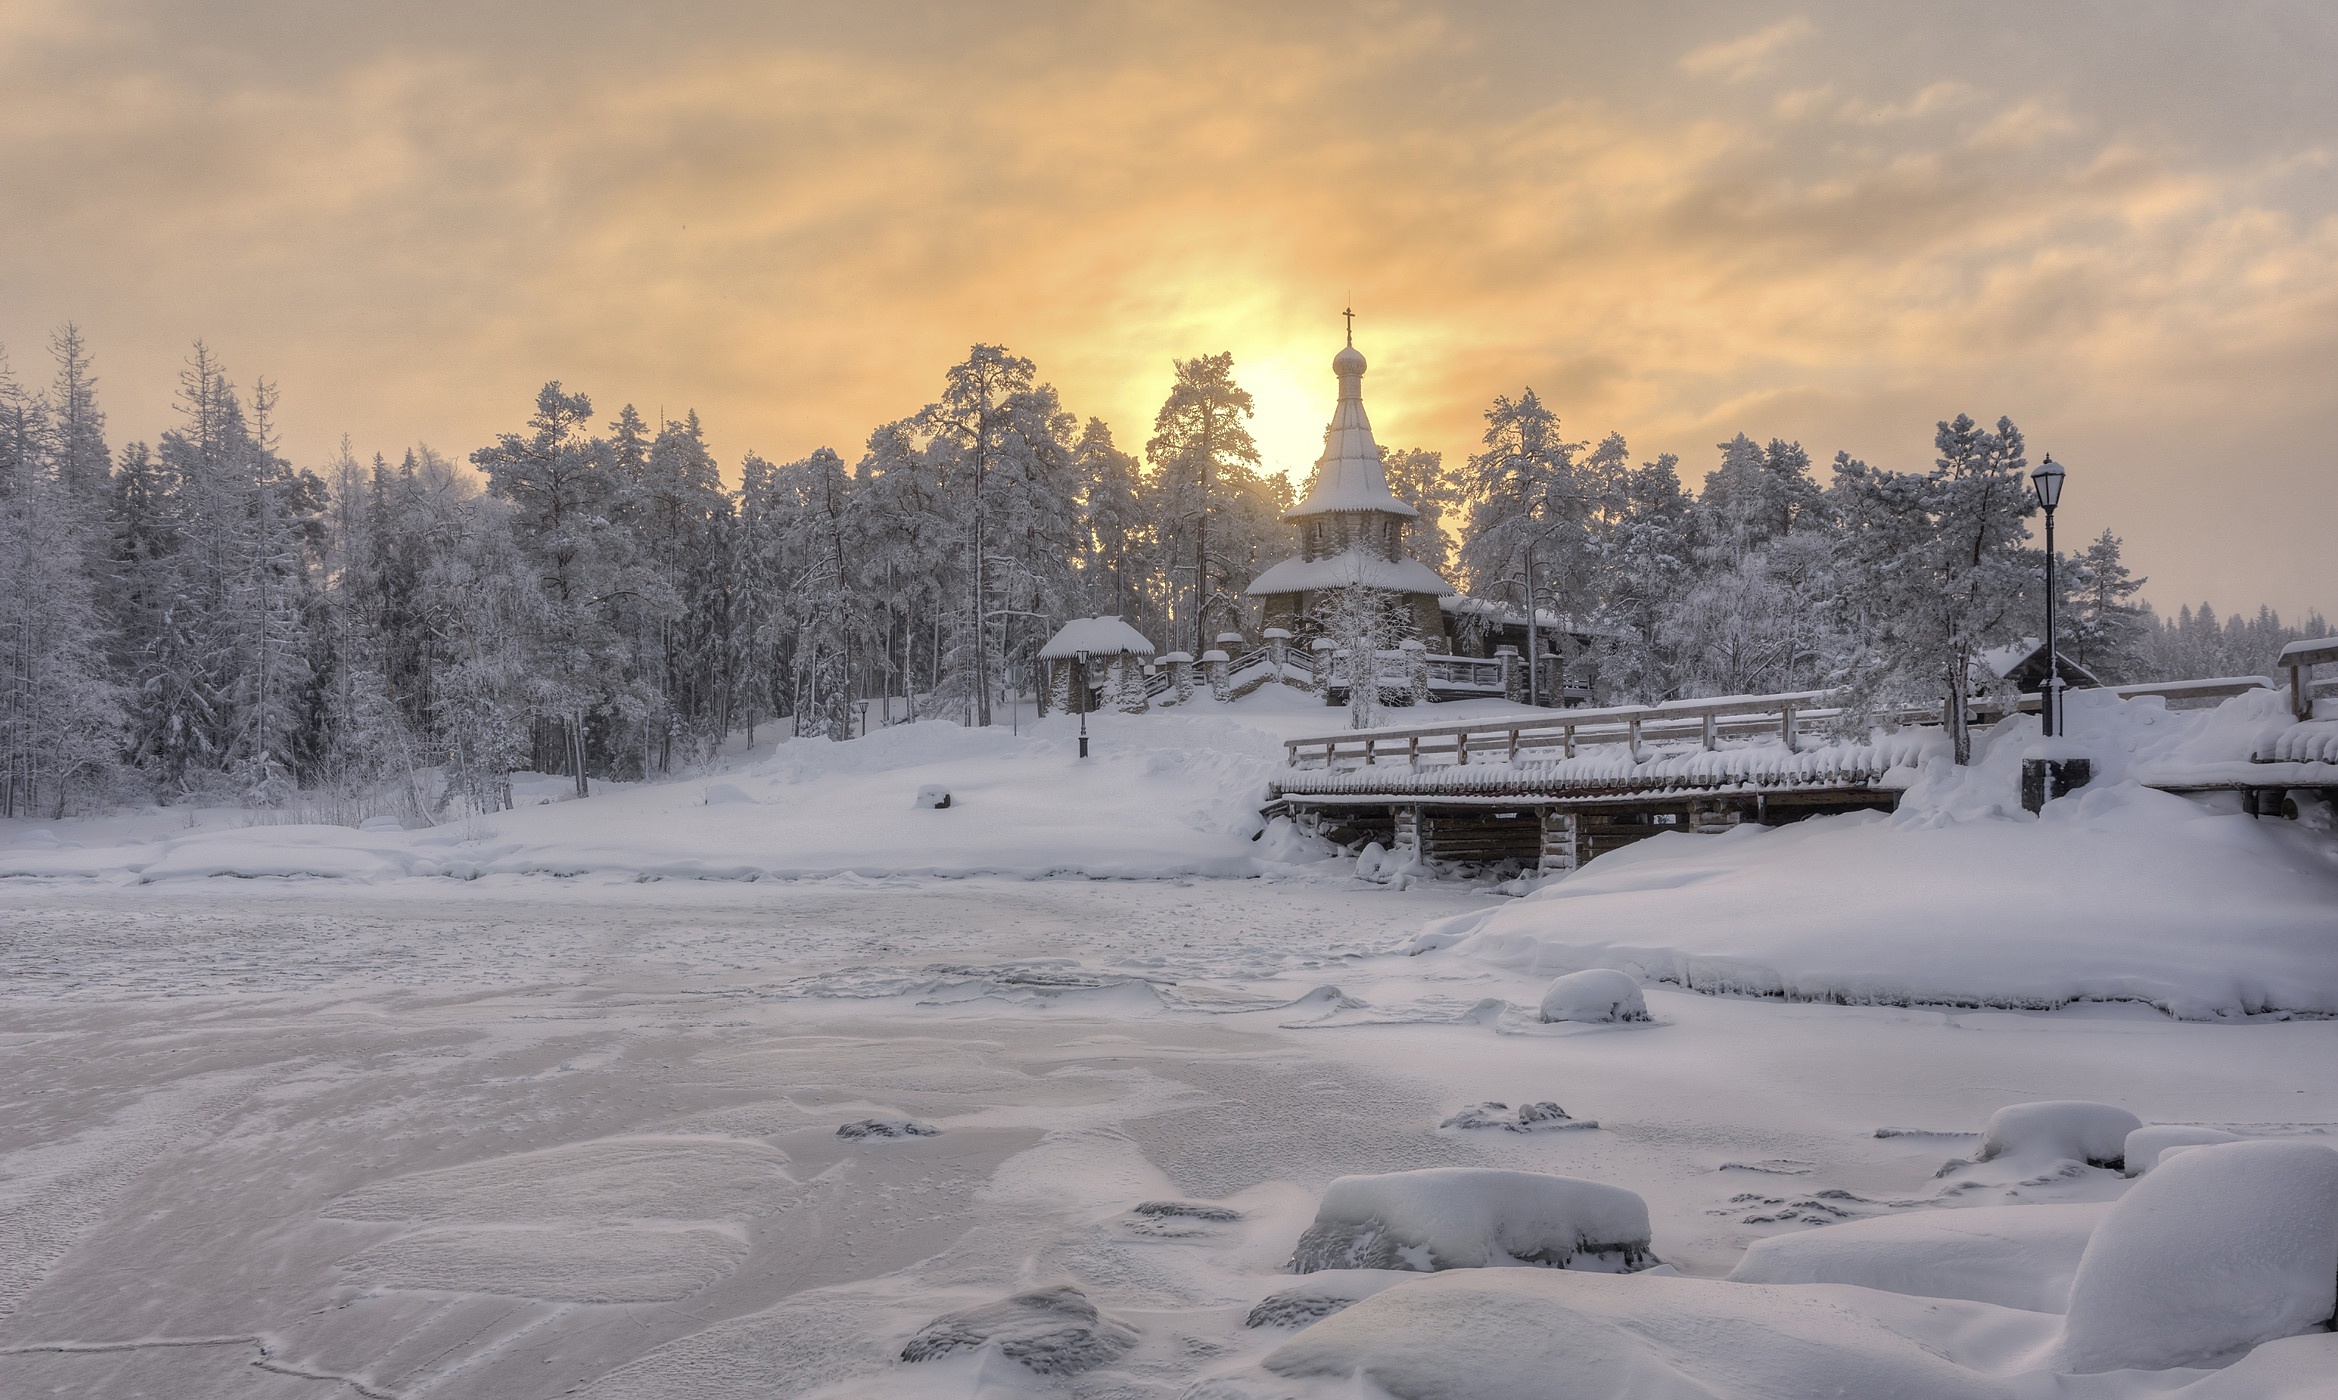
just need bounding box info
[2030,455,2067,738]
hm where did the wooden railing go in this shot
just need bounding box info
[1281,676,2285,771]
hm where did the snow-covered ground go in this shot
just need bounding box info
[2,686,2335,1398]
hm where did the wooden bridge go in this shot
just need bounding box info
[1263,660,2338,874]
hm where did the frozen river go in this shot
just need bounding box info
[2,874,2333,1398]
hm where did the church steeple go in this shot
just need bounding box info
[1286,335,1415,522]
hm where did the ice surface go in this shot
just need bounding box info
[1977,1101,2143,1170]
[343,1224,749,1303]
[2060,1139,2338,1373]
[1289,1168,1655,1273]
[897,1283,1137,1374]
[2124,1125,2242,1175]
[1537,968,1649,1023]
[1726,1202,2106,1312]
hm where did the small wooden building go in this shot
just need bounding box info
[1039,616,1156,715]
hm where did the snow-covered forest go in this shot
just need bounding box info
[0,328,2325,819]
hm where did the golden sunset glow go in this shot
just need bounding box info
[4,1,2333,613]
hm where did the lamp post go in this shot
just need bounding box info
[2030,454,2067,737]
[1075,648,1090,759]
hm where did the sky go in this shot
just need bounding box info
[3,0,2333,619]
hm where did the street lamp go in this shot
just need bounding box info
[1075,648,1090,759]
[2030,454,2067,737]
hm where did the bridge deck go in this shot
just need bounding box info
[1265,675,2337,871]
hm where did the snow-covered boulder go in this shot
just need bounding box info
[1726,1202,2106,1313]
[1244,1269,1417,1329]
[2123,1124,2241,1176]
[1437,1101,1597,1133]
[1537,968,1648,1024]
[2060,1140,2338,1373]
[1289,1168,1655,1274]
[1977,1101,2141,1169]
[911,784,953,809]
[899,1283,1135,1374]
[837,1117,939,1140]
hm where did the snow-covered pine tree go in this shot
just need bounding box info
[1592,452,1692,703]
[0,346,122,815]
[1381,447,1460,577]
[919,346,1080,726]
[472,383,636,795]
[632,410,734,767]
[1145,353,1261,653]
[844,419,951,723]
[2062,528,2148,682]
[1072,417,1152,627]
[1829,415,2035,763]
[1694,434,1821,565]
[1457,389,1611,697]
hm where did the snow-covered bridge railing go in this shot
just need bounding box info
[1281,690,1888,771]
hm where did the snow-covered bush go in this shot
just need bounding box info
[1976,1101,2141,1169]
[2061,1140,2338,1373]
[1289,1168,1655,1274]
[1726,1201,2105,1313]
[2122,1124,2240,1176]
[1537,968,1649,1024]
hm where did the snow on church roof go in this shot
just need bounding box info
[1284,341,1417,521]
[1246,546,1455,598]
[1038,616,1157,659]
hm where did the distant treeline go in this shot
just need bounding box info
[0,329,2324,817]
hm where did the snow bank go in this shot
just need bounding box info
[0,699,1370,883]
[1726,1202,2105,1313]
[1536,968,1648,1024]
[2124,1125,2242,1176]
[2060,1140,2338,1373]
[1289,1168,1655,1273]
[1414,701,2338,1014]
[1240,1267,2060,1400]
[1978,1101,2141,1170]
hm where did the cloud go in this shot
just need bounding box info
[1678,17,1815,81]
[0,0,2332,617]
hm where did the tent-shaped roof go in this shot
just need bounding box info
[1284,342,1416,521]
[1039,616,1156,659]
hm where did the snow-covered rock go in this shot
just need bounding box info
[899,1283,1136,1374]
[1437,1101,1596,1133]
[1537,968,1649,1023]
[1978,1101,2141,1169]
[911,784,953,809]
[1726,1202,2106,1313]
[836,1117,939,1140]
[1243,1269,1417,1329]
[1289,1168,1655,1274]
[2123,1125,2242,1176]
[2060,1140,2338,1373]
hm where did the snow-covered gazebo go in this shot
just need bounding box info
[1246,338,1453,639]
[1039,616,1156,716]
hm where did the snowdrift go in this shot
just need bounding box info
[1413,694,2338,1016]
[0,698,1359,884]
